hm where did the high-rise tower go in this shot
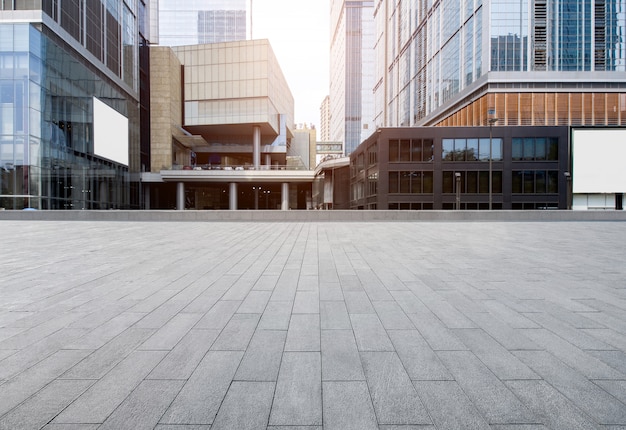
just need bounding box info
[375,0,626,128]
[0,0,146,210]
[330,0,376,155]
[157,0,248,46]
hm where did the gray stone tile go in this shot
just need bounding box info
[338,274,363,291]
[360,352,430,425]
[0,328,89,381]
[66,312,146,350]
[523,312,614,350]
[388,330,451,381]
[99,380,184,430]
[0,349,90,416]
[195,300,241,329]
[414,380,490,430]
[147,329,220,379]
[505,380,598,430]
[424,300,477,328]
[134,301,189,329]
[253,274,279,291]
[0,311,88,350]
[285,314,320,352]
[235,329,286,381]
[43,425,100,430]
[407,314,467,351]
[271,268,299,302]
[466,311,540,350]
[139,312,203,350]
[258,300,292,330]
[237,290,272,314]
[522,328,625,379]
[489,426,548,430]
[319,282,343,301]
[594,380,626,404]
[62,328,155,379]
[320,300,351,329]
[437,350,536,424]
[267,427,321,430]
[269,352,322,426]
[154,425,210,430]
[514,350,626,424]
[0,379,93,430]
[293,291,320,314]
[321,330,364,381]
[343,291,375,314]
[582,328,626,351]
[482,300,540,328]
[322,381,378,430]
[298,275,319,291]
[350,314,394,351]
[53,350,166,424]
[160,350,244,425]
[588,350,626,374]
[210,313,260,351]
[390,291,431,314]
[372,301,415,329]
[211,381,274,430]
[452,328,539,380]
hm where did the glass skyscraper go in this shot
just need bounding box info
[0,1,145,210]
[157,0,247,46]
[375,0,626,128]
[330,0,376,155]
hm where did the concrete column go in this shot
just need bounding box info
[281,182,289,210]
[176,182,185,210]
[264,154,271,169]
[229,182,238,210]
[253,125,261,169]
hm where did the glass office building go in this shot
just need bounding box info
[330,0,376,155]
[157,0,247,46]
[0,1,144,210]
[374,0,626,128]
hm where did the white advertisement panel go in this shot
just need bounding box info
[572,128,626,193]
[93,97,129,166]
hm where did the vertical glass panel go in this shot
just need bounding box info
[478,138,490,161]
[400,139,411,161]
[423,139,433,161]
[512,171,522,193]
[547,170,559,193]
[411,171,422,193]
[466,138,478,161]
[492,138,503,161]
[467,171,478,193]
[423,171,433,193]
[442,171,454,193]
[512,138,523,160]
[389,171,398,193]
[493,171,502,193]
[411,139,422,161]
[454,138,466,161]
[400,171,411,192]
[442,138,454,161]
[389,139,399,162]
[535,138,546,160]
[523,170,534,193]
[523,138,534,160]
[547,138,559,160]
[535,170,546,193]
[479,171,490,193]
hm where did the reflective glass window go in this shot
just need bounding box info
[442,138,454,161]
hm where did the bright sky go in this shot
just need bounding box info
[252,0,330,130]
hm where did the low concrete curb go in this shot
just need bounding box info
[1,210,626,222]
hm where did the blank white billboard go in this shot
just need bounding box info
[572,128,626,193]
[93,97,129,166]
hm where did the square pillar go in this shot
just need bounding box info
[230,182,238,210]
[281,182,289,210]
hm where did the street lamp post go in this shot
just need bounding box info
[488,117,498,210]
[455,172,461,210]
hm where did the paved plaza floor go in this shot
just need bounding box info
[0,220,625,430]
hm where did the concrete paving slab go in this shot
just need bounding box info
[1,220,625,429]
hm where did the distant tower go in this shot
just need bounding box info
[319,96,331,142]
[158,0,248,46]
[329,0,375,155]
